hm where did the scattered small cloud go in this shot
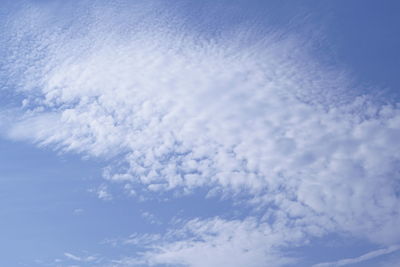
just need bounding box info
[89,184,112,201]
[73,208,84,215]
[140,211,162,225]
[64,252,99,264]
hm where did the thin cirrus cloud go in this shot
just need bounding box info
[313,245,400,267]
[1,1,400,266]
[114,216,311,267]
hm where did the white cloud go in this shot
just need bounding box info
[91,184,112,201]
[73,208,84,215]
[140,211,161,225]
[313,245,400,267]
[64,253,82,261]
[112,217,301,267]
[64,252,97,263]
[1,1,400,266]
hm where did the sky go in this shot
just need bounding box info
[0,0,400,266]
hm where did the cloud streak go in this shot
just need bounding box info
[313,245,400,267]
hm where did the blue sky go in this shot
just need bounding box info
[1,1,400,266]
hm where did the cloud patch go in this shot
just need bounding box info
[313,245,400,267]
[1,1,400,266]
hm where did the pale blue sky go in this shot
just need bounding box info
[1,1,400,266]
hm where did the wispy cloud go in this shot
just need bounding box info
[111,217,300,267]
[73,208,84,215]
[64,252,98,263]
[313,245,400,267]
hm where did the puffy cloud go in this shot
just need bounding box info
[1,1,400,266]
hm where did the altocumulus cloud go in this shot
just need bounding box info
[1,1,400,266]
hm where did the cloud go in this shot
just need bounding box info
[1,1,400,266]
[90,184,113,201]
[64,253,82,261]
[140,211,162,225]
[64,252,97,263]
[73,208,84,215]
[112,217,301,267]
[313,245,400,267]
